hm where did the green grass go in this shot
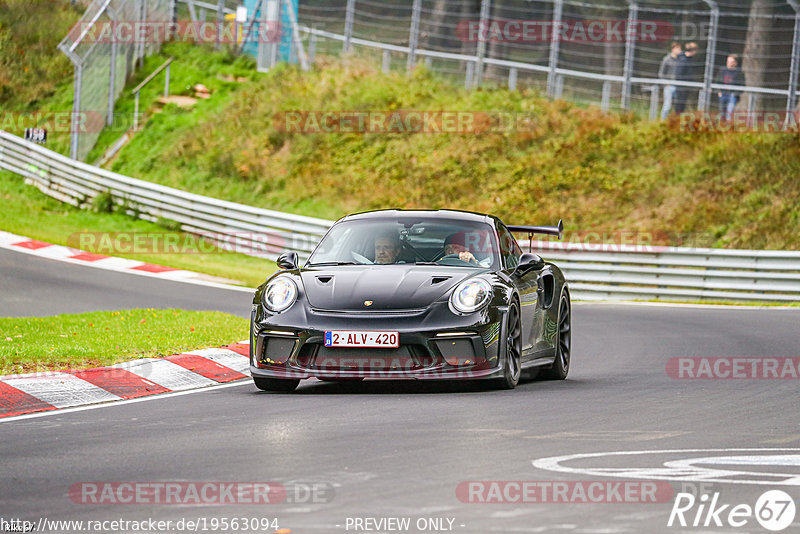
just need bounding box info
[0,309,248,375]
[0,170,277,287]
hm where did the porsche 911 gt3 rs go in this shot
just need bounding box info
[249,209,570,392]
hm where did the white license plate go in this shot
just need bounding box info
[324,331,399,348]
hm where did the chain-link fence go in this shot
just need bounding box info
[297,0,800,119]
[58,0,175,161]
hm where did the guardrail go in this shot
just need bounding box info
[1,129,799,303]
[0,130,331,262]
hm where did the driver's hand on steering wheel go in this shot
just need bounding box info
[458,251,478,264]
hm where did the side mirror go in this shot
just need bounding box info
[276,252,298,270]
[516,252,545,273]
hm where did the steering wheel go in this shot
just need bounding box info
[351,251,373,264]
[438,253,475,266]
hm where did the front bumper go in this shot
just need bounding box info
[250,305,504,380]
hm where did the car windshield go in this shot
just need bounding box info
[306,216,500,268]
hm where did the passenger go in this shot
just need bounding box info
[374,232,402,264]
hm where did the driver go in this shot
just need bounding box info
[443,232,479,264]
[374,232,402,264]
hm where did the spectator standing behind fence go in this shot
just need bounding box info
[717,54,744,121]
[658,42,683,119]
[674,42,701,113]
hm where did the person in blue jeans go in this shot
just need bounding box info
[658,42,683,119]
[717,54,744,121]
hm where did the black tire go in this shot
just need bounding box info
[542,293,571,380]
[253,377,300,392]
[495,302,522,390]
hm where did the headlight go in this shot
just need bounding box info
[450,278,492,314]
[263,276,298,312]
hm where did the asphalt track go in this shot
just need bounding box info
[2,247,800,533]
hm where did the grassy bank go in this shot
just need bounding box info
[103,49,800,250]
[0,309,248,375]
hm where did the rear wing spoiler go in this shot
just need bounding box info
[507,220,564,252]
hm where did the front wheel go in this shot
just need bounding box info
[542,293,571,380]
[253,377,300,392]
[495,302,522,390]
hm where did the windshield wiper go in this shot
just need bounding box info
[307,261,359,267]
[415,261,439,265]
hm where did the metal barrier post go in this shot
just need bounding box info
[407,0,421,71]
[343,0,355,53]
[382,49,391,73]
[309,32,317,64]
[699,0,719,111]
[786,0,800,115]
[70,62,83,160]
[465,62,474,89]
[106,5,118,127]
[134,90,140,130]
[601,81,611,112]
[621,1,638,110]
[508,67,517,91]
[474,0,491,88]
[216,0,225,50]
[648,85,659,120]
[547,0,563,98]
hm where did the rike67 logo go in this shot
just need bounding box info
[668,489,796,531]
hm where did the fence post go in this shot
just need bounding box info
[185,0,198,22]
[70,61,83,160]
[216,0,225,50]
[547,0,563,97]
[134,90,140,130]
[407,0,421,71]
[343,0,355,53]
[283,0,309,70]
[621,1,638,110]
[555,74,564,99]
[786,1,800,115]
[601,80,611,112]
[382,49,391,73]
[138,0,146,68]
[474,0,491,87]
[465,62,475,89]
[649,85,659,120]
[309,32,318,64]
[106,5,118,127]
[270,0,282,68]
[508,67,517,91]
[699,0,719,111]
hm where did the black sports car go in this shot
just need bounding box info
[249,209,570,392]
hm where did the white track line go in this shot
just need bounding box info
[0,380,254,424]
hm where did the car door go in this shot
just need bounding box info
[497,222,540,358]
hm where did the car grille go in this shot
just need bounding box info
[297,343,434,371]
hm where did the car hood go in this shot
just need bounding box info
[299,265,481,311]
